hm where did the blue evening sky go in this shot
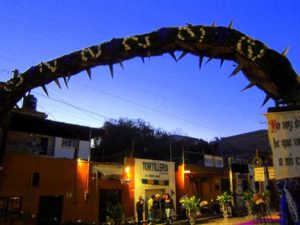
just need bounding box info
[1,1,299,141]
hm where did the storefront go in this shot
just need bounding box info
[175,157,227,216]
[1,155,176,223]
[92,163,128,223]
[124,157,176,221]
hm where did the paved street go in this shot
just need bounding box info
[197,212,280,225]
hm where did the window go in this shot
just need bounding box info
[0,197,22,221]
[61,138,77,148]
[31,135,49,155]
[8,197,21,213]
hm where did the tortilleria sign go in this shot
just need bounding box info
[265,110,300,179]
[135,158,172,180]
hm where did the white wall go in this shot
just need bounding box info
[134,158,176,215]
[53,137,90,160]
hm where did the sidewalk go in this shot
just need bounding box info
[196,212,280,225]
[168,212,279,225]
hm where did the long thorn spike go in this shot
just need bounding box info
[109,64,114,78]
[241,82,255,92]
[262,95,271,107]
[141,56,145,63]
[86,68,92,80]
[178,51,188,61]
[199,56,204,69]
[119,61,124,70]
[229,64,243,77]
[54,79,61,89]
[228,20,234,29]
[212,21,216,27]
[281,46,290,57]
[220,59,225,68]
[169,52,177,62]
[42,85,49,96]
[205,57,213,65]
[63,77,69,88]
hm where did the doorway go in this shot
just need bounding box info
[99,189,122,223]
[37,196,63,225]
[145,189,165,221]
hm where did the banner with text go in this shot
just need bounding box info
[254,167,265,182]
[265,110,300,179]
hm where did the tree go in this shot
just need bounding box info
[90,118,220,163]
[91,118,171,162]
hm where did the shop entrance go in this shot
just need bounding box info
[37,196,63,225]
[99,189,122,223]
[145,189,165,199]
[145,189,165,221]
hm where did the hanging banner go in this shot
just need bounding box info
[267,167,275,180]
[265,110,300,179]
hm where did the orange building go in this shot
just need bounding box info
[175,157,229,215]
[0,153,132,224]
[0,97,235,223]
[0,154,180,224]
[0,144,233,224]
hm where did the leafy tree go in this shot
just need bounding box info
[91,118,218,163]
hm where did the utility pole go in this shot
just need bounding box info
[228,157,237,213]
[169,142,172,161]
[182,144,185,165]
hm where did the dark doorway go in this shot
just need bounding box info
[221,178,230,192]
[40,137,48,155]
[37,196,63,225]
[99,190,122,223]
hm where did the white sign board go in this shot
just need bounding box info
[135,158,171,180]
[134,158,176,217]
[265,110,300,179]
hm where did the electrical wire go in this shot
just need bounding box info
[32,91,108,120]
[1,4,268,139]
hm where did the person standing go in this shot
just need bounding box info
[164,194,174,223]
[136,196,144,224]
[147,195,155,225]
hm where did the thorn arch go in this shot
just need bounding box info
[0,24,300,124]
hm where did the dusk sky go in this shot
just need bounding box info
[1,1,300,141]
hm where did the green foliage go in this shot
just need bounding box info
[111,203,123,220]
[262,190,270,200]
[216,191,233,204]
[91,118,216,163]
[242,191,254,201]
[179,196,200,212]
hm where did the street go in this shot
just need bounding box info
[197,212,280,225]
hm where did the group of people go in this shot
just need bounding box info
[136,193,174,224]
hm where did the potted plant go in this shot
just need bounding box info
[252,192,269,218]
[216,191,233,218]
[179,195,200,225]
[242,191,254,215]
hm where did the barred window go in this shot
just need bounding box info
[8,197,21,213]
[61,138,77,148]
[0,197,22,220]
